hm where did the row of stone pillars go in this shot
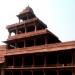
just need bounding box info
[3,69,73,75]
[8,36,48,49]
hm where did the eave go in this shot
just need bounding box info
[6,18,47,30]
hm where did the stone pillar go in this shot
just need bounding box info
[35,25,37,32]
[44,70,45,75]
[34,38,36,46]
[19,19,20,23]
[15,42,17,48]
[8,31,11,37]
[44,55,46,67]
[27,13,29,20]
[45,36,47,45]
[72,52,74,65]
[9,32,11,36]
[13,56,14,67]
[57,54,59,67]
[57,70,59,75]
[21,70,23,75]
[32,55,34,67]
[25,27,26,33]
[22,56,24,67]
[1,69,4,75]
[24,40,26,48]
[11,71,13,75]
[24,23,26,33]
[32,71,33,75]
[16,28,18,34]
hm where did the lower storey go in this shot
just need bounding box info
[2,68,75,75]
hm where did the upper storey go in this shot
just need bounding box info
[7,6,47,29]
[4,6,61,54]
[17,6,36,20]
[5,6,60,44]
[6,6,47,39]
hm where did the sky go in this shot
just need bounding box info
[0,0,75,45]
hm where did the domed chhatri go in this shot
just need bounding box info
[17,6,35,20]
[20,6,34,14]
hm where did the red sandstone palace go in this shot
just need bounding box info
[0,6,75,75]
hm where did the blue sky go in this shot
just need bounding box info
[0,0,75,44]
[50,0,75,41]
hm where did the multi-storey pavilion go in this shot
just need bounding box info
[0,6,75,75]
